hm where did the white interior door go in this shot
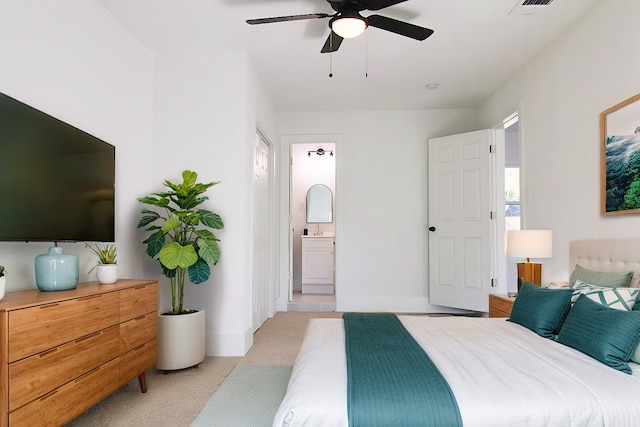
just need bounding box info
[252,131,271,331]
[428,129,494,312]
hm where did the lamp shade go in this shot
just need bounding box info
[331,16,367,38]
[506,230,553,259]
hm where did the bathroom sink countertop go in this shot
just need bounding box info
[302,231,334,238]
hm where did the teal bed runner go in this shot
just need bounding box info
[343,313,463,427]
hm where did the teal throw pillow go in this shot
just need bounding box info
[508,283,574,338]
[568,264,633,288]
[557,295,640,374]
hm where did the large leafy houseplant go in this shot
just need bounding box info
[137,170,223,315]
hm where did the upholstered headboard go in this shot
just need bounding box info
[569,239,640,288]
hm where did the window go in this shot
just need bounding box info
[505,167,520,230]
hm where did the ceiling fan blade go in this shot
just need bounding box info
[321,32,344,53]
[363,0,408,11]
[247,13,331,25]
[366,14,434,40]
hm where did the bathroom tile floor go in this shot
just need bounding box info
[288,291,336,312]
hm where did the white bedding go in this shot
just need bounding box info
[273,316,640,427]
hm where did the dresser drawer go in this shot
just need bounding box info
[119,313,157,354]
[9,358,120,427]
[8,292,120,362]
[9,326,119,412]
[120,283,158,322]
[119,339,157,387]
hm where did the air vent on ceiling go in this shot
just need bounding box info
[508,0,554,15]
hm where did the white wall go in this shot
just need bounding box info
[0,1,154,289]
[148,48,278,356]
[478,0,640,284]
[278,110,478,312]
[0,1,279,357]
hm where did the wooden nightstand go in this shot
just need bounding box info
[489,294,516,318]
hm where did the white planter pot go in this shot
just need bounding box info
[156,309,205,371]
[96,264,118,284]
[0,276,5,300]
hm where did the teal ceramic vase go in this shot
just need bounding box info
[35,247,79,291]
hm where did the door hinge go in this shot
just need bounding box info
[489,144,496,154]
[491,278,497,287]
[489,210,496,220]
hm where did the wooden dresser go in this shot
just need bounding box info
[488,294,516,318]
[0,279,158,426]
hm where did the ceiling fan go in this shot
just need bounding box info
[246,0,434,53]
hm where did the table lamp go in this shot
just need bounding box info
[506,230,553,290]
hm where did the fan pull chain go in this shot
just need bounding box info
[329,33,334,78]
[365,33,368,78]
[329,52,333,78]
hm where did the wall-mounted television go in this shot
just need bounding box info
[0,92,115,242]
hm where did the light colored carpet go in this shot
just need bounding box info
[189,365,293,427]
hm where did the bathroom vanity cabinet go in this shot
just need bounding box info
[301,236,335,294]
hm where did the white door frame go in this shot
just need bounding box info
[490,126,507,295]
[277,134,341,311]
[252,127,275,331]
[499,109,522,293]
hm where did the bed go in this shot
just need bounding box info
[273,239,640,426]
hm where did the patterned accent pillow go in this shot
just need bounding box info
[572,280,639,311]
[571,280,601,304]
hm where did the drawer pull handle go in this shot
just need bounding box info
[134,285,147,290]
[75,366,102,382]
[78,294,103,301]
[75,331,102,344]
[134,315,146,321]
[40,389,59,401]
[40,303,59,309]
[39,347,59,358]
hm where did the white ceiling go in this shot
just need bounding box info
[100,0,599,111]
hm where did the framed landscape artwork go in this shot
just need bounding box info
[601,93,640,215]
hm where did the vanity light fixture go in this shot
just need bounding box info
[308,148,334,157]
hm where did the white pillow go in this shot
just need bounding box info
[572,279,639,311]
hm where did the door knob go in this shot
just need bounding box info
[428,226,436,232]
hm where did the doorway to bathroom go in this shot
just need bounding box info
[283,137,337,312]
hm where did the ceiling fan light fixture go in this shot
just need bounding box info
[330,16,367,39]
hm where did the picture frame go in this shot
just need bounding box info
[600,93,640,215]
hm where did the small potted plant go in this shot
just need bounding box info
[0,265,5,300]
[85,243,118,284]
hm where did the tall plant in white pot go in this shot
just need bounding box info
[137,170,223,371]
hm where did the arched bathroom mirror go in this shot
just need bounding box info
[306,184,333,223]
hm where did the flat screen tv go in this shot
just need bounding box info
[0,92,115,242]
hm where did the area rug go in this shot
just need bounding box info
[190,365,292,427]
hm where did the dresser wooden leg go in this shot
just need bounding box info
[138,373,148,393]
